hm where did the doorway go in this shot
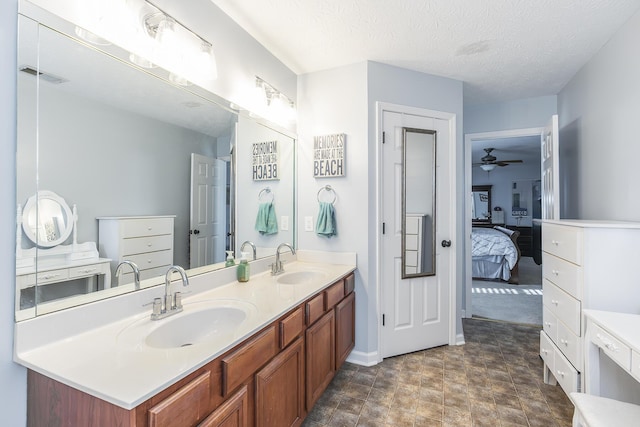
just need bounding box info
[464,128,544,324]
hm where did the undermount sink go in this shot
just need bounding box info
[143,300,257,349]
[276,270,327,285]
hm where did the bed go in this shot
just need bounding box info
[472,226,521,284]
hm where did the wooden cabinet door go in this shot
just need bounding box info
[199,385,248,427]
[305,310,335,410]
[335,292,355,370]
[255,337,305,427]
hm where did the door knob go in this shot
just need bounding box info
[441,240,451,247]
[192,229,200,235]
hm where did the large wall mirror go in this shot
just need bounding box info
[402,128,436,278]
[16,9,296,319]
[471,185,492,224]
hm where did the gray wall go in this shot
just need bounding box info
[464,95,558,134]
[558,8,640,221]
[1,1,27,426]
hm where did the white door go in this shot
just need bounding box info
[541,115,560,220]
[381,110,455,358]
[190,154,227,268]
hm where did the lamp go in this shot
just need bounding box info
[480,163,496,172]
[254,76,296,124]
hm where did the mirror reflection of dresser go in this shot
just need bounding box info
[15,191,111,315]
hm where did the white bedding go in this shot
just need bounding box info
[471,227,518,270]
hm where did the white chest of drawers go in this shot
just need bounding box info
[540,219,640,395]
[98,216,175,286]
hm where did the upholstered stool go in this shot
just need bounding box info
[570,392,640,427]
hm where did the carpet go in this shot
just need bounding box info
[472,256,542,326]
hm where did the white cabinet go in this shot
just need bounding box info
[98,216,175,286]
[540,220,640,394]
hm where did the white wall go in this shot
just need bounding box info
[558,8,640,221]
[2,1,27,425]
[464,95,558,134]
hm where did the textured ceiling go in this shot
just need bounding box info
[211,0,640,104]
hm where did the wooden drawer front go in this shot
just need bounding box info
[631,350,640,382]
[124,249,173,272]
[222,326,277,396]
[344,273,355,295]
[148,371,211,427]
[556,321,582,370]
[325,280,345,310]
[306,293,325,325]
[542,252,583,299]
[199,384,248,427]
[544,280,581,336]
[542,223,583,265]
[540,330,555,370]
[122,217,173,238]
[553,346,580,394]
[122,234,174,256]
[68,263,108,280]
[37,269,69,284]
[592,324,631,370]
[542,305,557,342]
[279,307,304,349]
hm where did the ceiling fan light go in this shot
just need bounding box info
[480,163,496,172]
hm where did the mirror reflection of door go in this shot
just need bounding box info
[402,128,436,278]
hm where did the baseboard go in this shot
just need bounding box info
[345,349,379,367]
[456,333,466,346]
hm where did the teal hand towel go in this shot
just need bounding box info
[255,202,278,235]
[315,202,337,237]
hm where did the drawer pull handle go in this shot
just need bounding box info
[560,339,568,345]
[147,227,153,230]
[552,240,560,246]
[552,270,559,276]
[556,370,566,378]
[78,268,97,274]
[551,299,559,306]
[545,322,552,327]
[596,333,620,352]
[40,273,61,280]
[148,259,152,263]
[147,243,153,247]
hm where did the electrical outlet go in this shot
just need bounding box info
[281,216,289,231]
[304,216,313,231]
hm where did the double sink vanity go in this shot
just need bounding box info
[17,252,356,426]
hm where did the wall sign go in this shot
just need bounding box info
[252,140,279,181]
[313,133,346,178]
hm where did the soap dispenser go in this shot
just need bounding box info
[237,252,250,282]
[225,250,235,267]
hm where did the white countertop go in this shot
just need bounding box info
[14,256,356,409]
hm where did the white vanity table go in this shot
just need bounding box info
[584,309,640,404]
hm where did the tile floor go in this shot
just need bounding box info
[302,318,575,427]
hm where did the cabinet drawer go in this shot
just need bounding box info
[122,234,174,256]
[542,223,583,265]
[344,273,355,295]
[553,346,580,394]
[199,384,248,427]
[222,326,277,396]
[592,324,631,370]
[279,307,304,349]
[325,280,345,310]
[148,371,211,427]
[124,249,173,272]
[37,269,69,284]
[68,263,108,279]
[557,321,582,370]
[542,252,583,299]
[306,293,325,325]
[544,280,581,336]
[540,330,555,370]
[542,305,557,341]
[122,217,173,238]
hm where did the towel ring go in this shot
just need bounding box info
[317,185,337,205]
[258,187,274,202]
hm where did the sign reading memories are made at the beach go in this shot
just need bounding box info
[252,140,279,181]
[313,133,346,178]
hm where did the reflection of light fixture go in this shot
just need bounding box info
[254,76,296,123]
[480,164,496,172]
[74,26,111,46]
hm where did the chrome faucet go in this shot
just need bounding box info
[271,243,295,275]
[241,240,257,260]
[115,260,140,289]
[151,265,190,320]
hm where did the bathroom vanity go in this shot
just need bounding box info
[18,256,356,427]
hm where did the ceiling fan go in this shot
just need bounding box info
[474,147,523,171]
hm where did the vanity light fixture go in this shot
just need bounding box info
[255,76,296,123]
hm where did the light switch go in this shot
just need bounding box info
[304,216,313,231]
[281,216,289,231]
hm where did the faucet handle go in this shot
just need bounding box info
[174,292,182,310]
[152,298,162,316]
